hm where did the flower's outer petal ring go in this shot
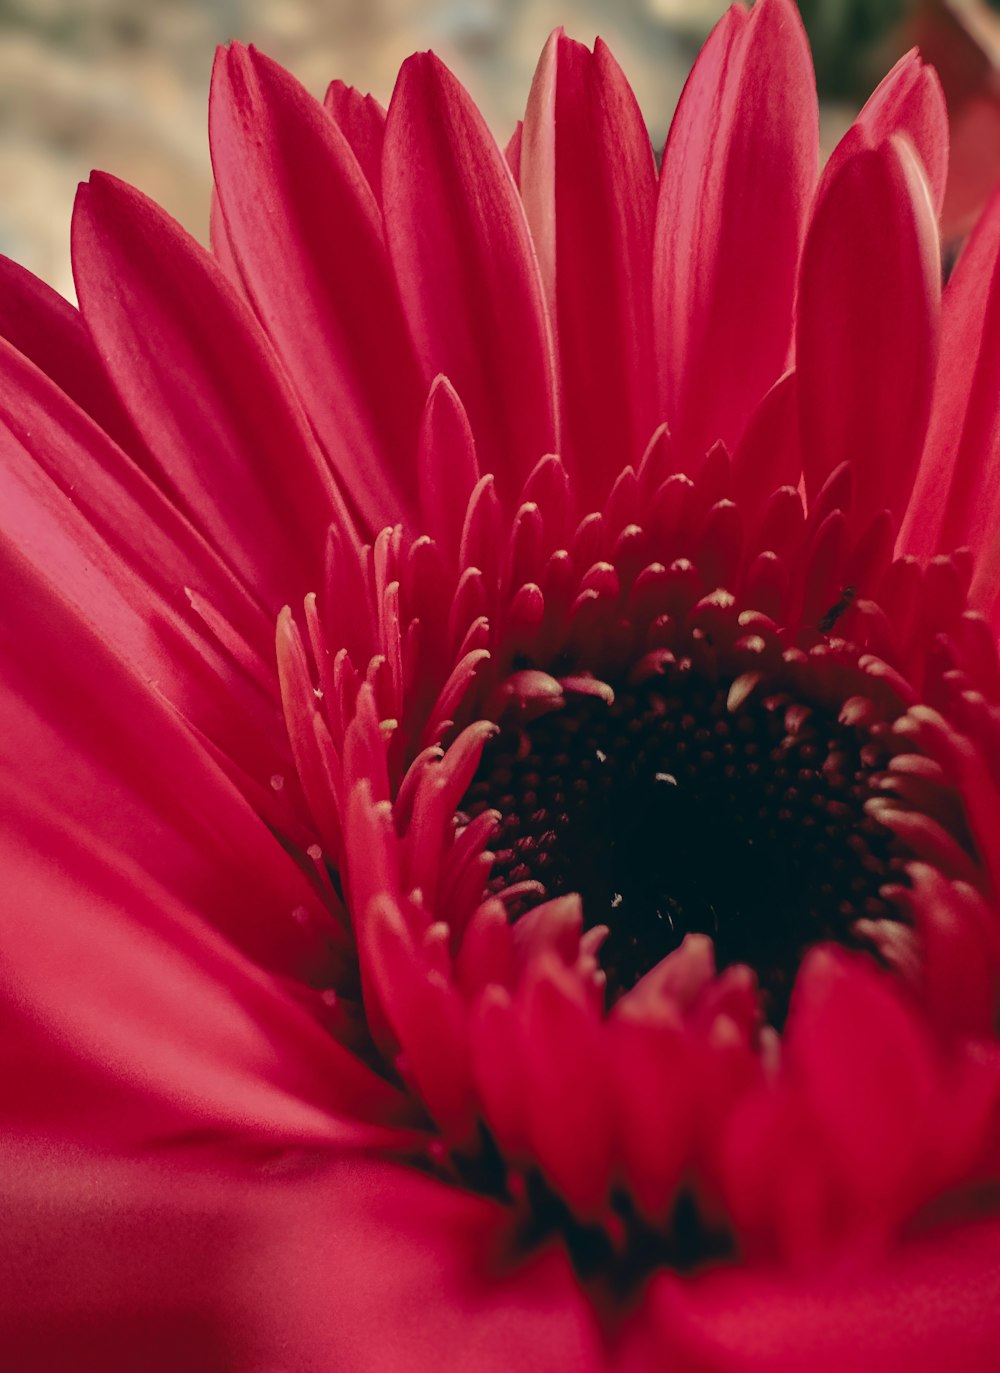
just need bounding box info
[0,329,296,804]
[520,32,657,507]
[383,50,559,505]
[0,251,146,459]
[210,45,423,534]
[654,0,818,471]
[902,180,1000,630]
[227,1152,609,1372]
[324,78,387,202]
[824,49,948,216]
[649,1210,1000,1372]
[797,135,940,531]
[72,172,352,611]
[0,1141,244,1373]
[0,516,412,1142]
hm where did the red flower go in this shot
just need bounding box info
[913,0,1000,242]
[2,1,1000,1367]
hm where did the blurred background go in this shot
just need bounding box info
[0,0,997,299]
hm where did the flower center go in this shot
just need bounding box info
[463,656,905,1020]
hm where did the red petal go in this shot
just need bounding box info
[654,0,818,470]
[211,46,423,531]
[0,253,143,456]
[382,51,558,503]
[521,32,657,507]
[417,374,481,558]
[230,1153,607,1371]
[902,182,1000,627]
[652,1212,1000,1371]
[785,951,939,1219]
[0,532,407,1138]
[72,171,349,608]
[0,1148,602,1373]
[505,121,523,183]
[0,1143,245,1372]
[0,346,305,834]
[913,0,1000,240]
[797,136,940,530]
[324,78,387,201]
[208,186,245,290]
[824,50,949,216]
[731,370,801,527]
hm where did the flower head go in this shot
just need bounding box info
[3,0,1000,1367]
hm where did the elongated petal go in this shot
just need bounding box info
[823,50,948,216]
[0,845,387,1148]
[211,46,423,532]
[652,1214,1000,1371]
[902,183,1000,627]
[0,1143,240,1373]
[0,330,273,678]
[383,51,558,502]
[208,187,245,288]
[72,172,348,610]
[731,370,801,525]
[0,345,301,825]
[0,527,409,1137]
[231,1153,607,1372]
[0,253,145,457]
[521,32,657,507]
[654,0,818,470]
[324,78,387,201]
[417,374,480,557]
[797,137,940,529]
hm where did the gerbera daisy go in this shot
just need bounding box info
[3,1,1000,1368]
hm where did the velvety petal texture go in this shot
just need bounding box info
[382,51,559,501]
[651,1214,1000,1372]
[0,519,410,1145]
[654,0,818,469]
[797,136,940,528]
[210,46,424,532]
[73,173,351,607]
[903,182,1000,627]
[823,49,949,214]
[2,4,1000,1369]
[231,1154,608,1372]
[520,31,657,506]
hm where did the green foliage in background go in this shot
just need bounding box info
[797,0,911,99]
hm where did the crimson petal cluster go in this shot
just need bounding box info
[3,0,1000,1368]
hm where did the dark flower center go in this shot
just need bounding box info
[463,657,905,1020]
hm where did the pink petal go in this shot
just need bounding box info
[824,50,948,216]
[785,951,939,1218]
[0,364,301,832]
[417,374,481,558]
[324,78,387,201]
[651,1212,1000,1371]
[0,252,143,457]
[208,186,245,290]
[72,171,349,608]
[229,1153,607,1371]
[0,1142,244,1372]
[382,51,558,503]
[902,182,1000,627]
[211,46,423,531]
[0,530,408,1138]
[505,121,523,183]
[797,136,940,530]
[520,32,657,508]
[1,1149,600,1373]
[731,370,801,527]
[654,0,818,471]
